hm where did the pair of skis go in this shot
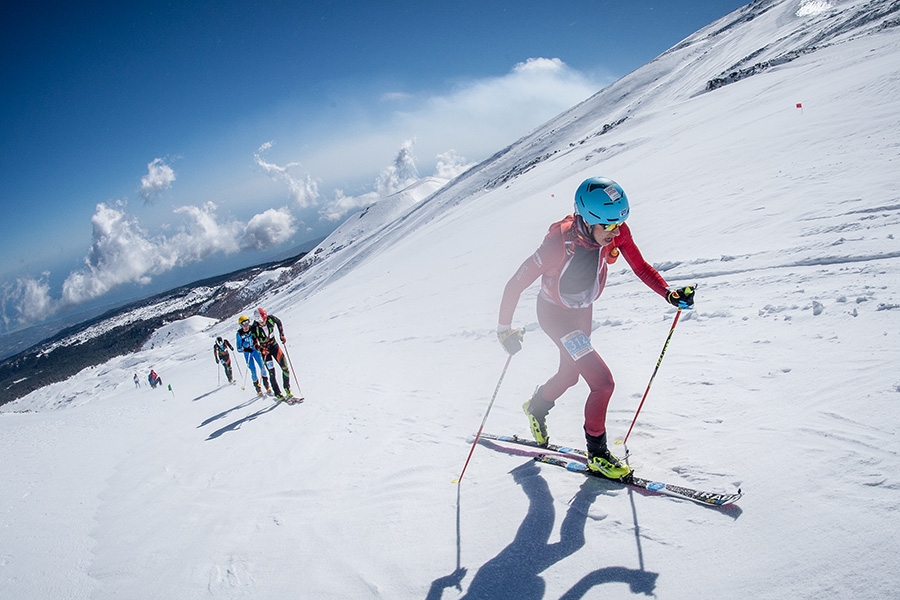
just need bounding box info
[477,433,742,507]
[255,390,304,405]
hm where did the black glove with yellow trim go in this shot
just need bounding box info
[497,326,525,355]
[666,286,695,309]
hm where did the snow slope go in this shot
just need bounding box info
[3,1,900,598]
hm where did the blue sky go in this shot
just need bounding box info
[0,0,747,331]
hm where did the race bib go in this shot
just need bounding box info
[561,330,593,361]
[266,360,275,369]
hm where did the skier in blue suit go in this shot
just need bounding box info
[236,314,271,396]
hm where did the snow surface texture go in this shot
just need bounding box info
[3,1,900,598]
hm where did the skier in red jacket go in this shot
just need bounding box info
[497,177,694,479]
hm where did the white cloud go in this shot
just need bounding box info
[375,139,419,197]
[406,58,598,153]
[240,207,297,250]
[434,150,474,180]
[318,139,420,223]
[254,142,320,208]
[5,199,293,321]
[164,202,243,264]
[319,189,380,223]
[139,158,176,203]
[61,202,160,305]
[1,274,54,325]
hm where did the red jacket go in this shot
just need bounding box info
[499,215,669,326]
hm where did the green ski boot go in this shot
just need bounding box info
[586,432,631,480]
[522,387,553,446]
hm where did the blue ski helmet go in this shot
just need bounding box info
[573,177,629,226]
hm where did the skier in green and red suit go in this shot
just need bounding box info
[497,177,694,480]
[248,307,298,401]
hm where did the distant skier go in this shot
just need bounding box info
[133,373,140,388]
[498,177,694,479]
[148,369,163,389]
[248,307,299,402]
[213,336,235,384]
[236,315,271,396]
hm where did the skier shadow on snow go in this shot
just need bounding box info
[197,397,265,428]
[191,387,227,402]
[202,398,281,440]
[430,460,658,599]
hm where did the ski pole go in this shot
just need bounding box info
[283,342,303,397]
[621,308,683,448]
[233,351,246,390]
[283,342,298,381]
[452,353,514,484]
[242,355,252,390]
